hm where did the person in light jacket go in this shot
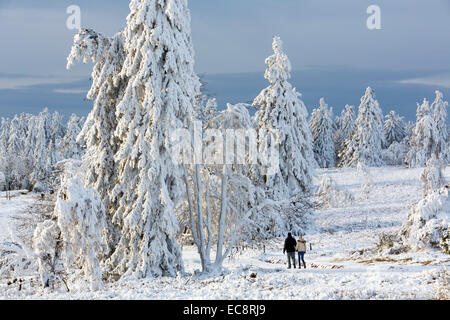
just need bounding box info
[296,235,307,269]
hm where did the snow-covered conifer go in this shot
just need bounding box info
[432,90,448,162]
[67,0,201,279]
[59,114,84,160]
[253,36,315,197]
[339,87,385,167]
[47,111,66,167]
[32,108,52,183]
[7,115,24,157]
[0,118,10,157]
[406,99,438,167]
[309,98,335,168]
[384,110,406,148]
[203,98,218,125]
[334,104,356,163]
[105,0,201,278]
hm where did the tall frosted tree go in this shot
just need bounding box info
[32,108,52,183]
[339,87,385,167]
[253,36,315,197]
[0,118,9,158]
[334,104,356,164]
[432,90,448,162]
[309,98,335,168]
[47,111,66,168]
[406,99,438,167]
[384,110,406,148]
[67,0,201,280]
[108,0,200,279]
[7,116,24,158]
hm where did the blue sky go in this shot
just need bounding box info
[0,0,450,120]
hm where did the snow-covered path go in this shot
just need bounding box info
[0,167,449,299]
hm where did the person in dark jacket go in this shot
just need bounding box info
[283,233,297,269]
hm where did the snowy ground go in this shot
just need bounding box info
[0,191,36,245]
[0,167,449,300]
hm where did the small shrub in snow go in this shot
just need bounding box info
[0,241,35,282]
[432,268,450,300]
[316,176,354,209]
[381,140,408,166]
[33,220,64,289]
[442,231,449,255]
[375,232,408,255]
[357,162,374,198]
[399,186,450,253]
[33,165,107,291]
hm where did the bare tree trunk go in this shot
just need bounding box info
[215,164,228,266]
[193,164,210,272]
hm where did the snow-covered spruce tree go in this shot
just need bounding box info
[420,155,446,197]
[67,28,125,212]
[339,87,385,167]
[384,110,406,148]
[105,0,201,279]
[5,116,25,188]
[253,36,315,198]
[46,111,66,169]
[197,97,218,126]
[7,115,24,160]
[59,114,84,160]
[0,118,10,155]
[432,90,448,163]
[334,104,356,164]
[406,99,438,168]
[32,108,52,184]
[24,115,37,163]
[1,115,33,190]
[309,98,335,168]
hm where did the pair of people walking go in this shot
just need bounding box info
[283,233,307,269]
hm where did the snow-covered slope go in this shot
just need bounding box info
[0,167,449,300]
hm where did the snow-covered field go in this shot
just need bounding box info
[0,167,449,300]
